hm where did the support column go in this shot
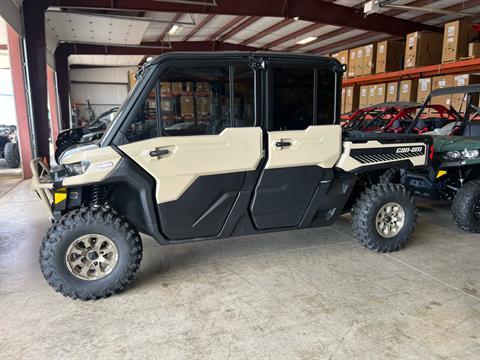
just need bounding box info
[23,0,49,162]
[47,66,60,145]
[7,25,33,179]
[54,44,71,130]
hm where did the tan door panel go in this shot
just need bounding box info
[266,125,342,169]
[120,127,263,204]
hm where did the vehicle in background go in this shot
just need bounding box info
[0,124,20,168]
[380,85,480,233]
[54,107,118,163]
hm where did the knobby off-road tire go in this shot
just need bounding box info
[352,183,417,252]
[40,206,142,300]
[379,168,400,184]
[451,179,480,233]
[4,142,20,168]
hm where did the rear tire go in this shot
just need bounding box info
[40,206,142,300]
[352,183,417,252]
[379,168,400,184]
[452,180,480,233]
[4,142,20,168]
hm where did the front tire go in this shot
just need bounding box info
[4,142,20,168]
[40,206,142,300]
[352,183,417,252]
[452,180,480,233]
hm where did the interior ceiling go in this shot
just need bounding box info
[47,0,480,66]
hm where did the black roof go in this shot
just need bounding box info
[430,84,480,96]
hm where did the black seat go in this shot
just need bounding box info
[463,122,480,136]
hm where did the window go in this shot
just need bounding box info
[316,69,336,125]
[124,86,158,143]
[159,66,230,136]
[272,67,314,131]
[234,66,255,127]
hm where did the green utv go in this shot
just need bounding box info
[381,85,480,233]
[31,52,432,300]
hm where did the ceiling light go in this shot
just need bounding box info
[293,16,299,21]
[146,57,153,62]
[296,36,317,45]
[168,25,183,35]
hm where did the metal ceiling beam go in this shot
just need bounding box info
[45,0,441,36]
[410,0,480,23]
[157,12,183,41]
[239,18,294,46]
[182,14,215,41]
[57,41,258,56]
[262,23,325,50]
[217,16,261,42]
[206,15,246,42]
[308,32,387,54]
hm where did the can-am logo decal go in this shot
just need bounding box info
[396,147,423,154]
[350,146,425,164]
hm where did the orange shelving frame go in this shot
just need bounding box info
[342,57,480,86]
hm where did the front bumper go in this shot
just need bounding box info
[30,159,54,220]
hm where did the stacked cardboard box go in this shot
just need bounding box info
[363,44,376,76]
[442,20,476,63]
[398,79,418,102]
[469,43,480,58]
[386,82,398,102]
[368,85,376,106]
[355,47,364,77]
[359,85,369,108]
[404,31,443,69]
[376,40,404,74]
[344,86,359,113]
[417,78,432,103]
[347,50,356,78]
[431,75,454,113]
[451,74,480,112]
[375,83,386,104]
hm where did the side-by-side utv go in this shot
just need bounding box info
[31,52,432,300]
[380,85,480,232]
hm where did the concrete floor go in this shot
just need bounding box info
[0,180,479,359]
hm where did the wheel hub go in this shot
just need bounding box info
[65,234,118,281]
[375,202,405,238]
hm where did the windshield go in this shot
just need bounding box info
[99,64,152,145]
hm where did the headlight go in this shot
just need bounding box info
[462,149,479,159]
[444,149,480,160]
[445,151,461,159]
[64,161,90,175]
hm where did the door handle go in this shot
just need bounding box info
[149,147,169,159]
[275,141,291,148]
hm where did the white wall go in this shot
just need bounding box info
[69,66,137,121]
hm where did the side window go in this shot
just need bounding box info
[234,66,255,127]
[316,69,336,125]
[159,66,230,136]
[272,67,314,131]
[124,85,158,143]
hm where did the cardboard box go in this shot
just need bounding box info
[341,87,346,114]
[344,86,359,113]
[337,49,349,78]
[368,85,377,106]
[376,40,404,74]
[180,96,194,117]
[359,85,369,108]
[375,83,386,104]
[355,47,364,77]
[451,74,480,112]
[417,78,432,103]
[363,44,376,76]
[404,31,443,69]
[398,79,418,102]
[442,20,476,63]
[347,49,356,78]
[172,82,183,95]
[386,82,398,102]
[431,75,454,112]
[469,42,480,58]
